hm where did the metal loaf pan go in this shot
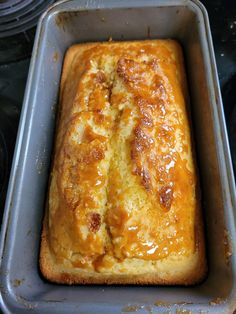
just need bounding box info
[1,0,236,313]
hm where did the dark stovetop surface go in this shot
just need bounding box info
[0,0,235,222]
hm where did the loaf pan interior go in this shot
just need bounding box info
[1,1,236,313]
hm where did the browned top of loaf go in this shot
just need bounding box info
[46,40,201,272]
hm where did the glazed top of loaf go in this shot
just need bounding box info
[48,40,200,271]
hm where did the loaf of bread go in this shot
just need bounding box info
[40,40,207,285]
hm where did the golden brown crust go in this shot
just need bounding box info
[40,218,206,285]
[40,40,207,285]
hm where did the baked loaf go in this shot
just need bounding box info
[40,40,207,285]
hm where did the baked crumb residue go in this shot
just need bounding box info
[223,229,232,266]
[209,297,224,305]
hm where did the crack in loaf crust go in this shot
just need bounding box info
[40,40,207,285]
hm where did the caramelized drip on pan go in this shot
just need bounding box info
[48,40,198,269]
